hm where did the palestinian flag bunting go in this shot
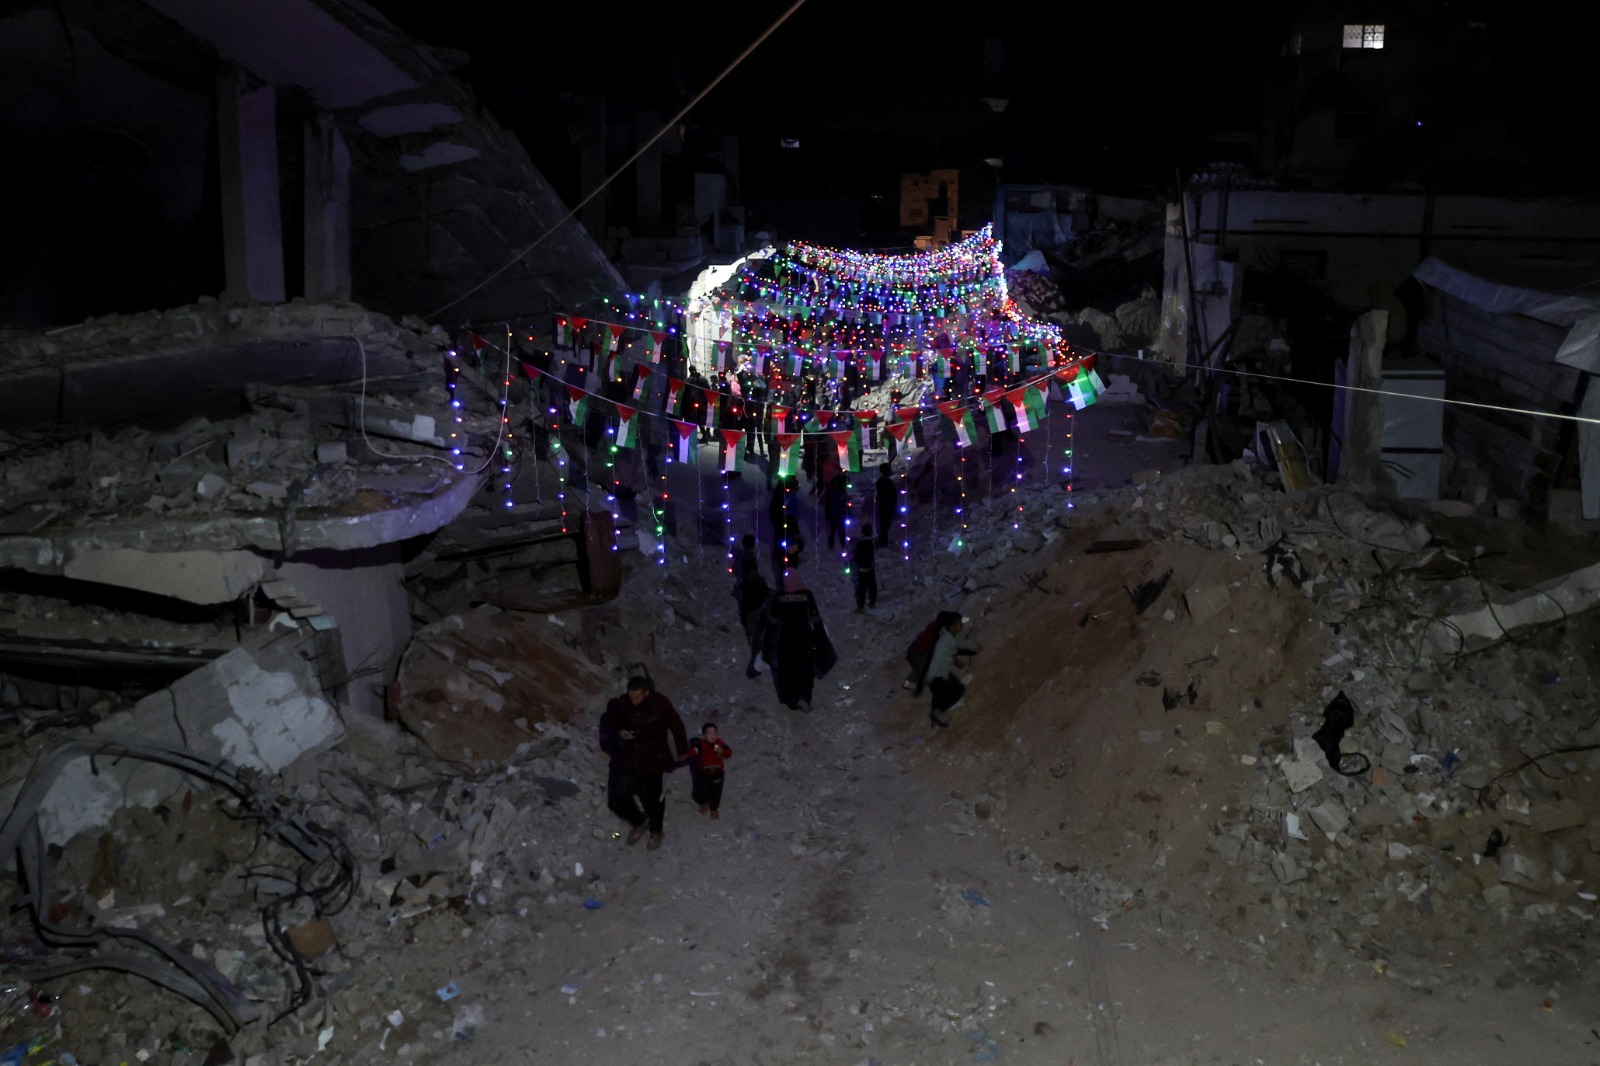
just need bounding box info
[982,389,1008,432]
[614,404,639,448]
[672,420,697,463]
[649,331,665,362]
[776,432,802,477]
[666,377,686,416]
[632,363,653,401]
[565,386,588,427]
[1007,387,1048,433]
[719,430,746,473]
[828,429,861,473]
[700,387,720,431]
[553,315,572,346]
[938,400,979,448]
[884,420,914,446]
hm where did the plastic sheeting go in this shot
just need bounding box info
[1411,256,1600,519]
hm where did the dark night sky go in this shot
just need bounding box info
[367,2,1597,232]
[370,2,1278,185]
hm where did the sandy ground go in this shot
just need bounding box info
[7,398,1598,1066]
[377,400,1599,1066]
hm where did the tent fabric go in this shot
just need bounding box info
[1411,256,1600,520]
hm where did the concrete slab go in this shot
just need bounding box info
[30,628,346,847]
[63,548,266,605]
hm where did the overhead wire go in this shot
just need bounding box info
[422,0,811,325]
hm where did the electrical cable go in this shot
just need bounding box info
[422,0,811,325]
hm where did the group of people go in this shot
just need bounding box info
[597,675,734,851]
[592,444,976,850]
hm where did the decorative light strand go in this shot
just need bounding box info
[445,348,464,471]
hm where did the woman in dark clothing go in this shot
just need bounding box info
[761,571,832,713]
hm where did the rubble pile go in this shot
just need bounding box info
[0,300,436,375]
[897,454,1600,986]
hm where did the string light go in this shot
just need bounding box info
[445,348,464,471]
[1063,410,1075,517]
[500,328,516,508]
[1012,428,1024,531]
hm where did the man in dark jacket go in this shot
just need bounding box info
[597,676,689,850]
[874,463,897,549]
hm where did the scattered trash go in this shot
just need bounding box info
[1127,569,1173,614]
[581,898,604,910]
[1264,537,1306,589]
[387,1010,404,1027]
[559,983,581,995]
[1312,691,1370,776]
[960,889,990,908]
[1440,750,1462,774]
[967,1027,1001,1063]
[1483,828,1506,858]
[436,981,461,1001]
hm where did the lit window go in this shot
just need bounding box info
[1342,24,1384,49]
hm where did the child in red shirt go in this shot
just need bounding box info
[687,723,733,819]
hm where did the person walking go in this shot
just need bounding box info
[737,554,771,678]
[761,570,835,713]
[597,675,689,850]
[822,469,849,551]
[851,525,877,611]
[873,463,896,549]
[687,722,733,819]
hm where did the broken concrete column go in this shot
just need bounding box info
[1425,560,1600,659]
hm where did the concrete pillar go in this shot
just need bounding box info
[635,110,661,234]
[303,115,351,299]
[216,67,285,304]
[578,95,606,244]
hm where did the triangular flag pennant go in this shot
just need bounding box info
[827,430,858,473]
[770,406,789,431]
[1008,345,1021,373]
[983,389,1008,433]
[894,406,920,426]
[776,432,802,478]
[1024,385,1049,427]
[788,350,805,376]
[868,349,883,380]
[672,420,697,463]
[468,331,488,352]
[884,420,914,444]
[667,377,686,417]
[566,386,589,427]
[719,430,746,473]
[608,324,626,358]
[954,409,978,448]
[715,341,731,371]
[701,387,720,431]
[614,404,639,448]
[520,361,541,381]
[649,331,665,362]
[973,348,987,376]
[1007,389,1034,434]
[570,317,589,341]
[553,315,572,346]
[632,363,653,401]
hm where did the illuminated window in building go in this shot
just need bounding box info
[1342,24,1385,49]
